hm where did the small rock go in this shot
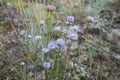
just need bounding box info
[20,61,25,66]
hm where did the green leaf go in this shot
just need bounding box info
[89,46,96,57]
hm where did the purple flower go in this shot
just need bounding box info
[67,33,78,41]
[51,41,59,48]
[47,42,56,50]
[66,16,75,22]
[51,41,57,44]
[66,39,72,45]
[56,38,65,46]
[42,48,50,53]
[43,62,51,68]
[28,64,34,69]
[70,25,79,31]
[35,35,42,40]
[53,26,61,32]
[62,28,67,35]
[60,45,67,52]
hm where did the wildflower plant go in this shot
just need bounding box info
[45,5,56,43]
[66,16,75,23]
[43,62,51,68]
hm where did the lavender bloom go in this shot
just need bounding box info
[51,41,57,44]
[35,35,42,40]
[62,28,67,35]
[66,16,75,22]
[47,42,56,50]
[60,45,67,52]
[66,39,72,45]
[67,33,78,41]
[70,25,79,31]
[43,62,51,68]
[51,41,59,48]
[42,47,50,53]
[53,26,61,32]
[28,64,34,69]
[56,38,65,46]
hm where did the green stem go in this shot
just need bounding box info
[46,11,53,44]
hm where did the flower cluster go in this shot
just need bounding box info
[42,38,73,53]
[70,25,79,31]
[56,38,65,46]
[66,16,75,23]
[47,41,57,50]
